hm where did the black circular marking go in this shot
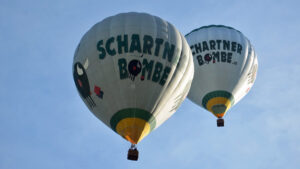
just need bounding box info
[204,53,212,63]
[128,60,142,80]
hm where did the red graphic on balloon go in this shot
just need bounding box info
[94,86,104,99]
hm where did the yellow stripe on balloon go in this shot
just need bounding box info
[115,118,151,144]
[206,97,232,118]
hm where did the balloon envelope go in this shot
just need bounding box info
[73,12,194,144]
[186,25,258,119]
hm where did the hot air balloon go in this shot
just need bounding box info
[185,25,258,127]
[73,12,194,160]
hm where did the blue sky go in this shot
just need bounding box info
[1,0,300,168]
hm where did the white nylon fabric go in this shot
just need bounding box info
[186,25,258,110]
[73,12,194,131]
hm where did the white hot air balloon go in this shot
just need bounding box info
[185,25,258,127]
[73,12,194,160]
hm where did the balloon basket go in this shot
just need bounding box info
[127,144,139,161]
[217,118,224,127]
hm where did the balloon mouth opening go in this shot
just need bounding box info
[202,90,235,118]
[212,104,227,114]
[117,118,151,144]
[110,108,156,144]
[212,104,227,118]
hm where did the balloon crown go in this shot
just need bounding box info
[185,24,242,37]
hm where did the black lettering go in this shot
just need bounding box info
[118,58,128,79]
[154,38,163,56]
[216,40,222,49]
[202,41,209,52]
[152,62,163,82]
[97,40,106,59]
[212,52,220,62]
[227,52,232,63]
[194,43,202,53]
[143,35,153,55]
[209,40,216,50]
[223,40,230,51]
[231,42,237,52]
[237,44,242,54]
[117,35,128,54]
[159,66,171,86]
[196,55,204,66]
[221,52,227,62]
[129,34,141,53]
[162,42,175,62]
[190,45,195,55]
[142,59,154,80]
[105,37,116,56]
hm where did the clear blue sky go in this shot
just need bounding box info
[1,0,300,168]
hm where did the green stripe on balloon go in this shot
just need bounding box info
[202,90,235,109]
[110,108,156,132]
